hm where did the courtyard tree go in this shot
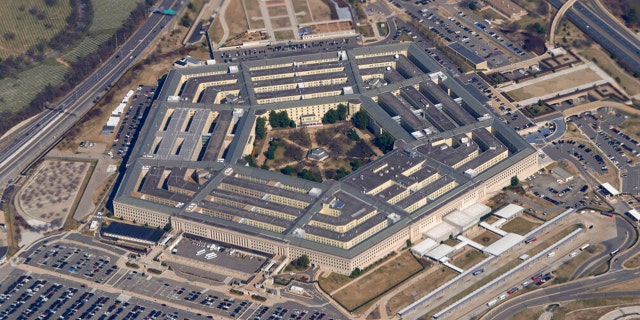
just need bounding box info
[255,117,267,139]
[510,176,519,187]
[298,254,310,268]
[337,104,348,121]
[352,110,370,130]
[374,131,395,153]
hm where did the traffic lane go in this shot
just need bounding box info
[586,0,640,47]
[565,8,640,73]
[570,216,631,279]
[0,0,181,183]
[487,271,626,320]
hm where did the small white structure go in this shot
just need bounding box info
[552,168,573,182]
[89,221,99,231]
[425,244,456,262]
[106,116,120,127]
[600,183,620,196]
[493,204,524,220]
[483,233,525,256]
[289,285,305,295]
[410,238,438,256]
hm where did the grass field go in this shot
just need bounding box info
[274,30,294,41]
[471,230,502,246]
[89,0,145,34]
[293,0,312,24]
[227,0,249,37]
[332,251,423,311]
[451,248,486,270]
[318,272,352,294]
[267,5,288,17]
[506,68,603,101]
[579,47,640,96]
[61,34,112,63]
[386,267,458,314]
[0,63,68,115]
[0,0,73,59]
[500,216,542,235]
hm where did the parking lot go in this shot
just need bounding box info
[562,109,640,193]
[110,85,155,159]
[15,239,346,320]
[390,0,523,69]
[23,242,121,285]
[0,269,207,320]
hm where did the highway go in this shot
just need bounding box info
[547,0,640,73]
[0,0,183,187]
[484,270,640,320]
[481,214,639,320]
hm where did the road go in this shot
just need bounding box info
[0,0,184,187]
[547,0,640,73]
[570,215,636,279]
[481,211,639,320]
[484,268,640,320]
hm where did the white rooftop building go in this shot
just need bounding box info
[425,244,456,262]
[494,204,524,220]
[422,221,459,242]
[483,233,525,256]
[410,238,438,256]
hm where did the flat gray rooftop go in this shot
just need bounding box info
[114,42,537,259]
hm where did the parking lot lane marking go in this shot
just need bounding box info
[240,303,259,320]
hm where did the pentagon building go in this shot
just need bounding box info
[113,43,538,275]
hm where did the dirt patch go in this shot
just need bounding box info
[579,46,640,96]
[271,17,292,29]
[16,160,90,225]
[267,5,288,17]
[209,14,224,43]
[386,267,458,315]
[471,230,502,246]
[293,1,312,24]
[450,247,486,270]
[332,251,423,311]
[500,216,542,235]
[274,30,294,41]
[226,0,249,36]
[318,272,352,294]
[307,0,332,21]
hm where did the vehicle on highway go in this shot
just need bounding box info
[610,249,620,256]
[507,287,519,295]
[472,269,484,276]
[524,237,537,244]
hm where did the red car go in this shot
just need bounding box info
[507,287,519,295]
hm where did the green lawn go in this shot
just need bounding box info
[0,63,68,115]
[0,0,73,58]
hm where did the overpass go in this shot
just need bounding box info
[548,0,579,46]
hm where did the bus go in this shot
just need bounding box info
[610,249,620,256]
